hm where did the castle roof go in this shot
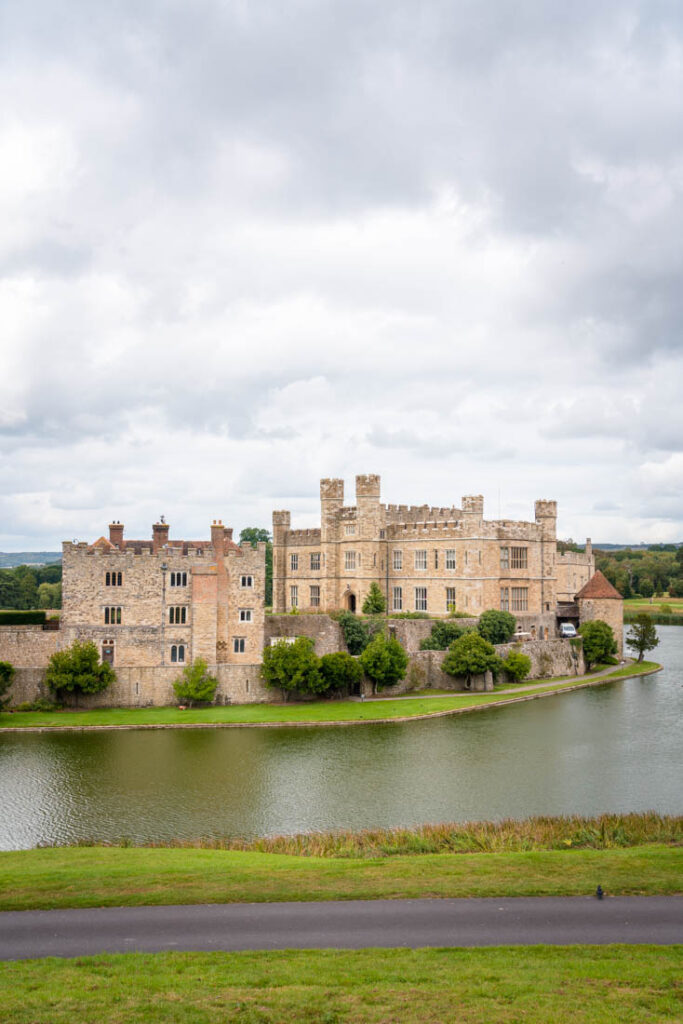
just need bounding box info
[575,570,622,601]
[91,536,115,550]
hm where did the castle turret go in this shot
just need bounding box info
[461,495,484,524]
[271,510,291,613]
[109,521,124,549]
[535,500,557,611]
[355,474,381,538]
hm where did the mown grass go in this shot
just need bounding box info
[0,661,660,729]
[0,843,680,912]
[1,946,681,1023]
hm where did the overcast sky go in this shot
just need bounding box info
[1,1,682,549]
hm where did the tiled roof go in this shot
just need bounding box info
[575,570,622,601]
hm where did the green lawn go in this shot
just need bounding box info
[1,946,681,1023]
[0,661,661,729]
[0,845,680,912]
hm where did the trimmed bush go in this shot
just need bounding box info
[420,621,470,650]
[261,636,325,699]
[319,652,363,694]
[442,633,502,686]
[502,649,532,682]
[359,633,409,692]
[477,609,517,644]
[0,610,46,625]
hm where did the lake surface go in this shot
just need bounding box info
[1,628,682,850]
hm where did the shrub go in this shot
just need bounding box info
[173,659,219,707]
[261,637,324,699]
[362,582,386,615]
[501,649,532,682]
[359,633,409,692]
[578,620,617,669]
[319,652,363,694]
[0,660,15,710]
[386,611,430,619]
[477,609,517,644]
[0,610,46,625]
[334,611,374,655]
[420,621,470,650]
[442,633,502,686]
[13,698,60,712]
[45,640,115,702]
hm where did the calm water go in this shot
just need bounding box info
[1,628,682,850]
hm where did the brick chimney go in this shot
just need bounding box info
[152,519,170,553]
[109,521,124,549]
[211,519,226,555]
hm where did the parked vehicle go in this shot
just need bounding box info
[559,623,578,639]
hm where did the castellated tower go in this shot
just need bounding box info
[461,495,484,525]
[355,474,382,539]
[271,510,291,613]
[535,500,558,611]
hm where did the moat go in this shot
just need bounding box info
[1,628,681,851]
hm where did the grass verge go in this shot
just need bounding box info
[0,661,661,729]
[0,845,680,912]
[1,946,681,1023]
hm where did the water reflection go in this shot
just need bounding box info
[1,627,682,850]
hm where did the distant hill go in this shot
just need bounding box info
[0,552,62,568]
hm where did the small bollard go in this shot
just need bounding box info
[596,885,604,900]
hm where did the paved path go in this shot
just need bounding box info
[2,897,681,960]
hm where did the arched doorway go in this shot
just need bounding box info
[347,593,357,613]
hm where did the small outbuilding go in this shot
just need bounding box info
[575,570,624,657]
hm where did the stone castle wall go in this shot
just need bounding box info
[578,597,624,656]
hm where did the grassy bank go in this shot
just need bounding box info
[1,844,680,912]
[624,598,683,625]
[1,946,681,1023]
[0,661,661,730]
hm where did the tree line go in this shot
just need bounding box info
[594,545,683,598]
[0,564,62,610]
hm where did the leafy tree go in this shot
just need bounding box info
[240,527,273,606]
[420,621,470,650]
[334,611,374,655]
[668,578,683,598]
[578,620,617,669]
[173,659,219,706]
[625,615,660,663]
[319,652,363,694]
[362,582,386,615]
[638,579,654,598]
[359,633,408,693]
[442,633,502,687]
[0,661,15,710]
[261,637,324,700]
[45,641,115,703]
[501,649,532,682]
[37,582,61,609]
[477,609,517,645]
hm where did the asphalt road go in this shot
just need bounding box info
[1,896,682,959]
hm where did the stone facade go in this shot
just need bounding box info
[273,475,595,619]
[575,570,624,657]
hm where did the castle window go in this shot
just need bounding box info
[239,608,253,623]
[345,524,356,536]
[171,644,186,664]
[240,575,253,588]
[344,551,356,570]
[379,529,386,539]
[446,549,456,569]
[434,550,439,569]
[234,637,246,654]
[290,553,298,571]
[511,587,528,611]
[511,547,528,569]
[170,572,188,587]
[415,587,428,612]
[104,606,122,625]
[500,587,510,611]
[414,550,427,570]
[393,550,403,571]
[101,643,114,665]
[105,572,123,587]
[290,585,298,608]
[500,547,509,570]
[310,585,320,608]
[310,552,321,571]
[169,606,187,624]
[392,586,403,611]
[446,587,457,611]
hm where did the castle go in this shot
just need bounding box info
[0,474,624,707]
[273,475,595,617]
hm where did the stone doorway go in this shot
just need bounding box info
[347,593,357,613]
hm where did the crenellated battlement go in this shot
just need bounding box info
[285,528,322,543]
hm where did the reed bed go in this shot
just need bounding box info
[80,812,682,858]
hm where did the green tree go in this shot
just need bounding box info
[359,633,409,693]
[37,582,61,609]
[319,651,363,694]
[173,658,219,706]
[420,621,469,650]
[638,579,654,598]
[669,578,683,598]
[240,527,273,606]
[578,620,617,669]
[261,637,324,700]
[0,661,15,709]
[362,582,386,615]
[442,633,502,687]
[335,611,374,655]
[625,615,659,663]
[477,609,517,645]
[501,649,532,682]
[45,641,115,703]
